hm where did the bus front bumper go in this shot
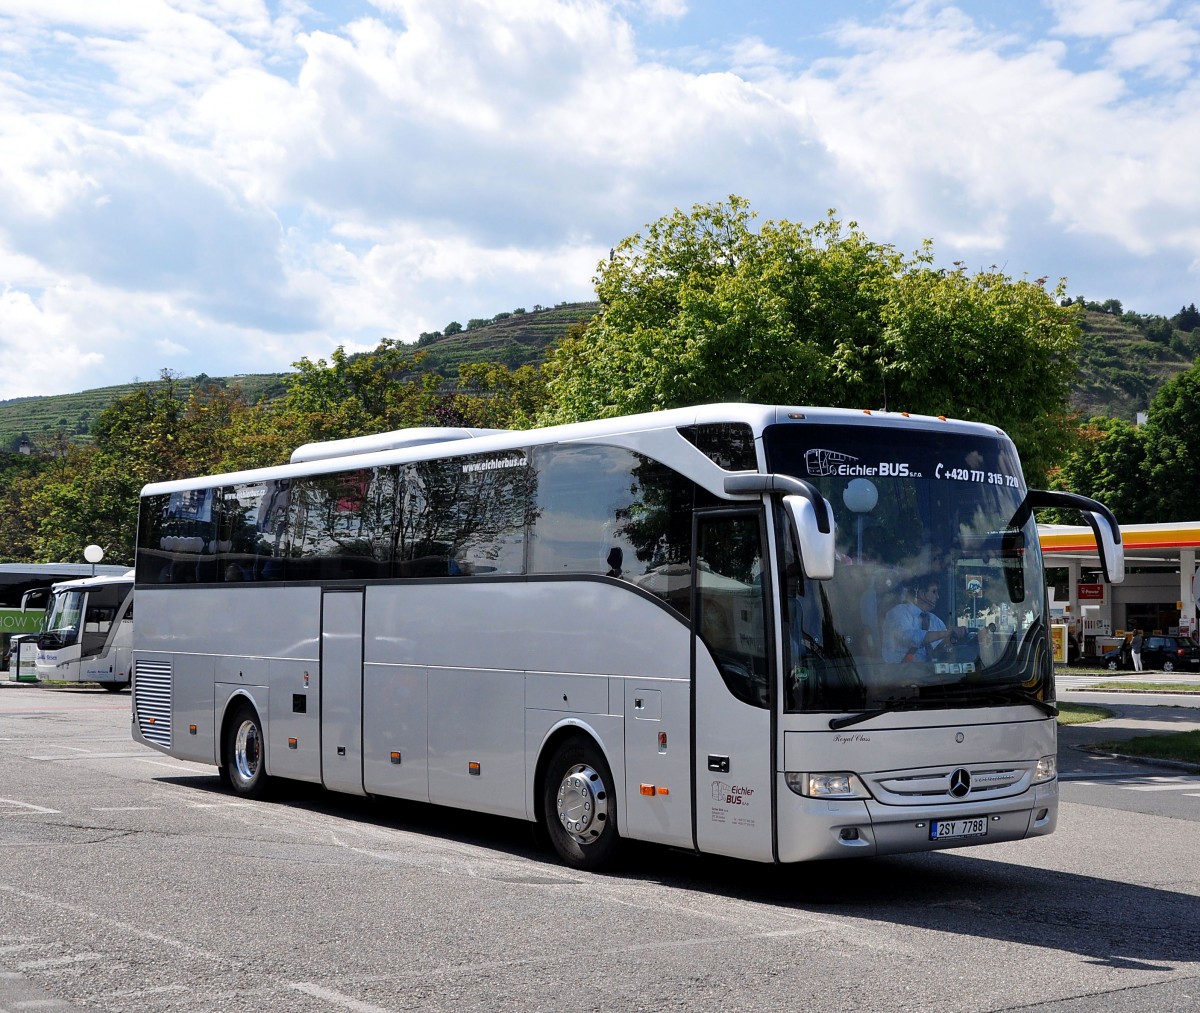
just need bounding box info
[775,776,1058,863]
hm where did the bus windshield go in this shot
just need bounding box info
[763,422,1050,715]
[40,589,84,647]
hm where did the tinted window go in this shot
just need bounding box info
[530,444,698,616]
[395,453,531,577]
[695,513,769,707]
[139,443,708,597]
[679,423,757,471]
[289,469,395,580]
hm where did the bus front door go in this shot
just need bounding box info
[692,511,775,862]
[321,589,366,796]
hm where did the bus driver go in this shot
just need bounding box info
[883,576,953,663]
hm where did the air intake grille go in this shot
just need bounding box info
[134,659,172,748]
[870,765,1030,804]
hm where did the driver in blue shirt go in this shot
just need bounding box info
[883,576,953,662]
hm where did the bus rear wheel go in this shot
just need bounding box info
[542,738,619,871]
[224,703,269,798]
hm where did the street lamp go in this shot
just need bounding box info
[84,543,104,576]
[842,478,878,564]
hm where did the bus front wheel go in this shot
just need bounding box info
[224,703,269,798]
[542,738,619,871]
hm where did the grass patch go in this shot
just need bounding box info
[1057,702,1114,725]
[1080,681,1200,693]
[1093,729,1200,764]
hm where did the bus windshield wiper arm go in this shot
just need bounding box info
[828,696,920,730]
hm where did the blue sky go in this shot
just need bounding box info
[0,0,1197,400]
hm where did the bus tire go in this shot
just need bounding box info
[102,681,129,693]
[541,738,619,871]
[224,702,270,799]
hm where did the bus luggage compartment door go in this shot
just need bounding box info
[321,589,366,796]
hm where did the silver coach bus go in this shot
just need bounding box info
[130,404,1121,869]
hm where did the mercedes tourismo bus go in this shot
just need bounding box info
[36,571,135,690]
[130,405,1123,869]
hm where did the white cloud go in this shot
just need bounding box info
[1048,0,1174,38]
[1107,18,1200,79]
[0,0,1199,399]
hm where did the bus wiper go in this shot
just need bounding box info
[828,696,922,730]
[931,683,1059,717]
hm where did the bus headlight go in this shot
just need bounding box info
[1032,755,1057,783]
[786,772,870,799]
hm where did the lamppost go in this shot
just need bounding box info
[84,544,104,576]
[842,478,878,563]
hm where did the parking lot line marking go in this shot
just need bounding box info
[1120,781,1200,792]
[135,759,202,772]
[17,953,102,970]
[0,799,60,815]
[27,751,149,761]
[186,802,257,809]
[286,982,395,1013]
[92,807,159,812]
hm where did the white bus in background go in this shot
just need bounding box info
[0,562,129,674]
[130,404,1122,869]
[36,571,135,691]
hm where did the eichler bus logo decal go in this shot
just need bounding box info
[461,455,526,474]
[710,780,757,829]
[711,780,754,806]
[805,448,917,479]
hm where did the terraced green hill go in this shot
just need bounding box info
[2,300,1194,450]
[1072,311,1198,422]
[0,303,599,452]
[0,373,290,452]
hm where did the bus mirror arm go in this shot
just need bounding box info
[723,475,836,580]
[1023,489,1125,585]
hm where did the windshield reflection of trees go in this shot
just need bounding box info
[789,479,1046,713]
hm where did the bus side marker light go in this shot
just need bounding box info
[188,724,197,735]
[469,761,481,776]
[390,751,401,765]
[657,786,669,796]
[640,784,656,796]
[288,738,298,749]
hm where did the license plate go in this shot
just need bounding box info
[930,817,988,841]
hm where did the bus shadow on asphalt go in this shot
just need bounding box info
[156,772,1195,972]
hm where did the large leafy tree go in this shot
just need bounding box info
[26,374,265,564]
[1139,364,1200,521]
[1052,416,1150,523]
[542,197,1081,480]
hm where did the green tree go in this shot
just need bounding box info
[272,339,444,448]
[451,361,550,430]
[26,374,267,564]
[1140,364,1200,521]
[1052,416,1150,523]
[542,197,1080,480]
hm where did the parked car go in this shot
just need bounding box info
[1102,634,1200,672]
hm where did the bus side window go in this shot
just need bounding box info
[695,514,770,708]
